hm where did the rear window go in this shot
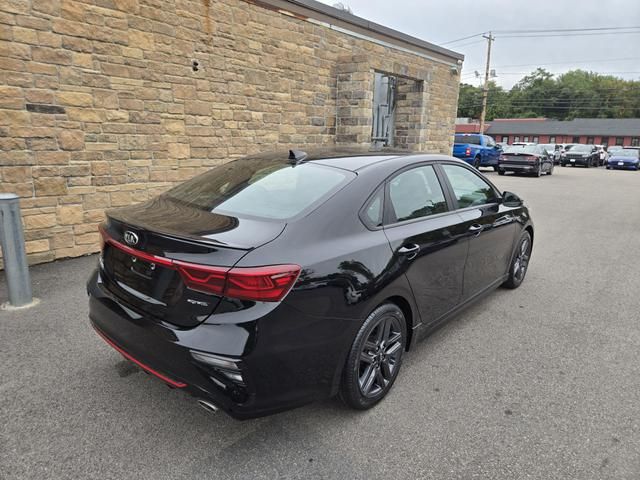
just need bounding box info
[455,135,481,145]
[164,156,353,220]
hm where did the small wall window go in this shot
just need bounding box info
[514,136,520,142]
[587,136,595,144]
[501,136,508,143]
[532,136,539,143]
[523,136,530,142]
[632,138,639,146]
[616,137,624,146]
[549,136,556,143]
[601,137,609,146]
[572,136,580,143]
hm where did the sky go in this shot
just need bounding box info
[317,0,640,89]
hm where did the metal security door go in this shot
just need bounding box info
[371,72,397,148]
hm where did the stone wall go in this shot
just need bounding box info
[0,0,461,267]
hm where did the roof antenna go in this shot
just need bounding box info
[288,149,308,165]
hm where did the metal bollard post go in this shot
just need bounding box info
[0,193,34,308]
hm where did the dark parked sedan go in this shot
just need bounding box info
[606,148,640,170]
[88,150,534,419]
[498,144,554,177]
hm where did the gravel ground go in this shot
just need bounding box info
[1,165,639,479]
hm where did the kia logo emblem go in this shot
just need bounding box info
[123,230,139,246]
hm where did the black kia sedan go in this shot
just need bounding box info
[88,150,534,419]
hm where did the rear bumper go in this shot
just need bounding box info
[87,268,357,419]
[498,164,537,172]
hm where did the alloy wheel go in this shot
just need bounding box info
[358,315,403,398]
[513,237,531,282]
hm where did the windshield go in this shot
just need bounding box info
[455,135,481,145]
[614,149,639,157]
[570,145,592,153]
[164,155,353,220]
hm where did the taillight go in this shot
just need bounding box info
[99,224,300,302]
[225,265,301,302]
[527,155,538,164]
[175,262,228,295]
[465,147,471,156]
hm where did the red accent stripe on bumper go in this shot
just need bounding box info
[93,326,187,388]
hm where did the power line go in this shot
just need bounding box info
[493,26,640,34]
[449,39,486,49]
[460,104,640,110]
[463,56,640,72]
[440,26,640,45]
[466,71,640,76]
[439,32,488,45]
[498,31,640,39]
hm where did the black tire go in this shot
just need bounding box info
[548,164,553,175]
[492,165,499,172]
[503,231,532,289]
[340,303,407,410]
[561,163,566,167]
[473,156,481,169]
[534,164,542,177]
[498,170,505,176]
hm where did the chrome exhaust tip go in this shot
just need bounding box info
[197,399,219,414]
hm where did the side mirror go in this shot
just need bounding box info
[502,191,523,207]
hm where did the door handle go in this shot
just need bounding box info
[398,243,420,259]
[468,224,484,236]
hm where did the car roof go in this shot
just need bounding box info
[308,151,468,172]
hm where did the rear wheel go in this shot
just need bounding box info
[498,170,505,176]
[503,231,532,289]
[340,303,406,410]
[534,164,542,177]
[473,156,481,169]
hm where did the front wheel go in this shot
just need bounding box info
[503,231,532,289]
[340,303,406,410]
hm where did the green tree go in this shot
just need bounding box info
[456,68,640,120]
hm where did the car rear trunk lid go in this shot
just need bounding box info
[99,197,285,328]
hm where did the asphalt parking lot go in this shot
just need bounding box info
[1,165,639,480]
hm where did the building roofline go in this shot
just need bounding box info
[247,0,464,65]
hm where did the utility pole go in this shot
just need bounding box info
[478,32,494,135]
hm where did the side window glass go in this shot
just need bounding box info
[362,187,384,228]
[388,165,447,223]
[442,164,497,209]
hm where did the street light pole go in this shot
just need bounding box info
[478,32,494,135]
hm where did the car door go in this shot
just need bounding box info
[382,164,468,326]
[439,162,519,300]
[485,136,499,164]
